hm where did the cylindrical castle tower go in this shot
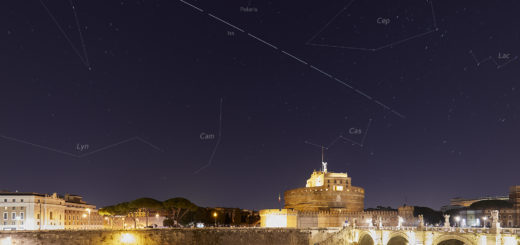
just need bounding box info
[284,162,365,212]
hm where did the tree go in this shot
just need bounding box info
[162,197,198,226]
[414,206,443,225]
[99,205,121,229]
[129,198,163,227]
[99,202,137,228]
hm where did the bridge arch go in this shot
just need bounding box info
[433,235,476,245]
[358,232,375,245]
[387,232,410,245]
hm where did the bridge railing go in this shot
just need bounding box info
[353,226,520,235]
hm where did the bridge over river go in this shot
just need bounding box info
[318,213,520,245]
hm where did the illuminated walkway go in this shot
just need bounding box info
[319,213,520,245]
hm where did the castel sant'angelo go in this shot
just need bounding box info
[284,162,365,212]
[260,161,415,228]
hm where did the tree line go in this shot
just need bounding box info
[98,197,259,228]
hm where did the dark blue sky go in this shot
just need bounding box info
[2,0,520,211]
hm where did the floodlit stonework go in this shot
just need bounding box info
[260,162,412,228]
[0,192,102,231]
[284,164,364,212]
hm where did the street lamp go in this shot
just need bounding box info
[213,212,218,227]
[455,216,460,227]
[482,217,488,228]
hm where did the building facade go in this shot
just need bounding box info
[0,192,102,230]
[284,162,364,212]
[63,194,103,230]
[448,186,520,228]
[261,162,413,228]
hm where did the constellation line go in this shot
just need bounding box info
[306,0,438,52]
[305,0,356,46]
[306,118,373,150]
[0,135,162,158]
[194,98,224,174]
[469,50,519,69]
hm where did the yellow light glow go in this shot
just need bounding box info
[82,214,87,218]
[213,212,217,218]
[0,237,12,245]
[120,233,136,244]
[155,214,159,218]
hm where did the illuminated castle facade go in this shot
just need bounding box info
[260,162,413,228]
[284,162,364,212]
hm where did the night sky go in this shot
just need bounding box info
[2,0,520,211]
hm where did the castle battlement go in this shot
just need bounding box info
[284,163,365,212]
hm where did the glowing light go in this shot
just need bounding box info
[82,214,87,218]
[213,212,217,218]
[0,237,12,245]
[455,216,460,222]
[265,214,287,228]
[503,237,516,245]
[155,214,159,218]
[120,233,136,244]
[480,235,487,245]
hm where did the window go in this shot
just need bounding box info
[11,212,16,220]
[12,199,15,202]
[50,212,53,220]
[20,212,24,220]
[37,214,40,219]
[3,212,7,220]
[12,207,15,210]
[3,199,6,202]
